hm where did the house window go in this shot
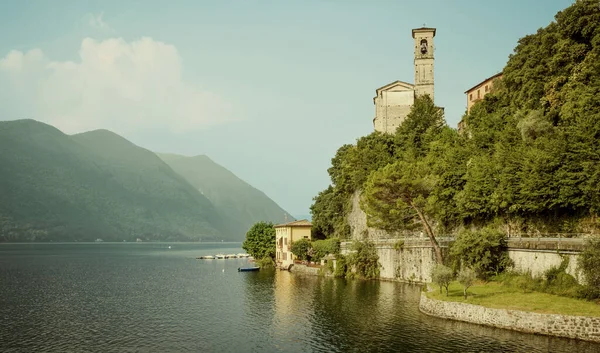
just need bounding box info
[477,90,481,99]
[485,85,489,92]
[304,236,309,239]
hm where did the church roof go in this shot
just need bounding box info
[274,219,312,228]
[375,80,414,93]
[412,27,436,38]
[373,80,415,103]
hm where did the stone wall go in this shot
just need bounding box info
[509,250,583,282]
[419,293,600,343]
[341,238,452,283]
[289,263,320,276]
[345,189,588,284]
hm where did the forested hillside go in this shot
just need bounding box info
[158,153,291,236]
[0,120,290,242]
[311,0,600,239]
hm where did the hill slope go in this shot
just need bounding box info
[158,153,293,237]
[0,119,232,242]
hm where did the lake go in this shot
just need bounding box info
[1,243,598,352]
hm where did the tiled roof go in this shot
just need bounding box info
[274,219,312,228]
[464,72,503,94]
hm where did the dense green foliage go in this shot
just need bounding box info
[0,120,223,242]
[431,264,453,296]
[578,237,600,299]
[311,0,600,241]
[158,153,290,238]
[311,238,341,261]
[450,228,513,279]
[345,240,380,279]
[290,238,312,261]
[242,221,276,260]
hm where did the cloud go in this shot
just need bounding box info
[83,12,116,34]
[0,37,233,135]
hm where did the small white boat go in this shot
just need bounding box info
[225,254,237,259]
[215,254,225,259]
[197,255,215,260]
[237,253,249,258]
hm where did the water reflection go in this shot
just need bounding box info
[269,271,600,353]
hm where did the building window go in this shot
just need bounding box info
[304,236,308,239]
[477,90,481,99]
[469,94,472,101]
[485,85,489,92]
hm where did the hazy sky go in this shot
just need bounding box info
[0,0,574,217]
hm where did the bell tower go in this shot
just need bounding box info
[412,27,436,101]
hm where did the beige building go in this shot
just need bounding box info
[465,72,503,114]
[275,219,312,268]
[373,27,437,134]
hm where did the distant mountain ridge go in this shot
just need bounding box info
[158,153,293,235]
[0,119,292,242]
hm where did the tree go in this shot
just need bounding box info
[290,238,312,261]
[362,160,444,263]
[578,237,600,294]
[458,267,476,299]
[450,228,512,279]
[242,222,276,260]
[431,264,453,296]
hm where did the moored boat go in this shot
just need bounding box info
[215,254,225,259]
[238,266,260,272]
[197,255,215,260]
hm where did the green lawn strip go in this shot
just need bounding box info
[426,281,600,317]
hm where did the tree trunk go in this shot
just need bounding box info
[411,203,444,264]
[445,285,449,296]
[463,287,467,299]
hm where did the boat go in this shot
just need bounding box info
[237,253,250,258]
[238,266,260,272]
[215,254,225,259]
[225,254,237,259]
[197,255,215,260]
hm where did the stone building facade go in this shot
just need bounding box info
[465,72,503,114]
[373,27,437,134]
[275,219,312,269]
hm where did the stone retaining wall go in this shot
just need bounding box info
[419,292,600,343]
[289,264,320,276]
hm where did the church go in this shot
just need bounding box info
[373,27,439,133]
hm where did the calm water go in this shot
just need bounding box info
[1,243,598,353]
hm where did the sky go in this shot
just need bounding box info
[0,0,576,218]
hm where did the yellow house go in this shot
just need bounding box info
[274,219,312,269]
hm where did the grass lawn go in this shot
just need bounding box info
[426,281,600,317]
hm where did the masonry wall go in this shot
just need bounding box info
[509,250,583,281]
[419,293,600,343]
[345,190,588,284]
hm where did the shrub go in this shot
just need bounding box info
[312,238,340,261]
[346,240,380,279]
[450,227,513,280]
[256,256,275,268]
[579,238,600,286]
[333,254,347,278]
[290,238,312,261]
[431,264,453,296]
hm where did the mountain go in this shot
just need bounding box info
[158,153,293,236]
[0,119,243,242]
